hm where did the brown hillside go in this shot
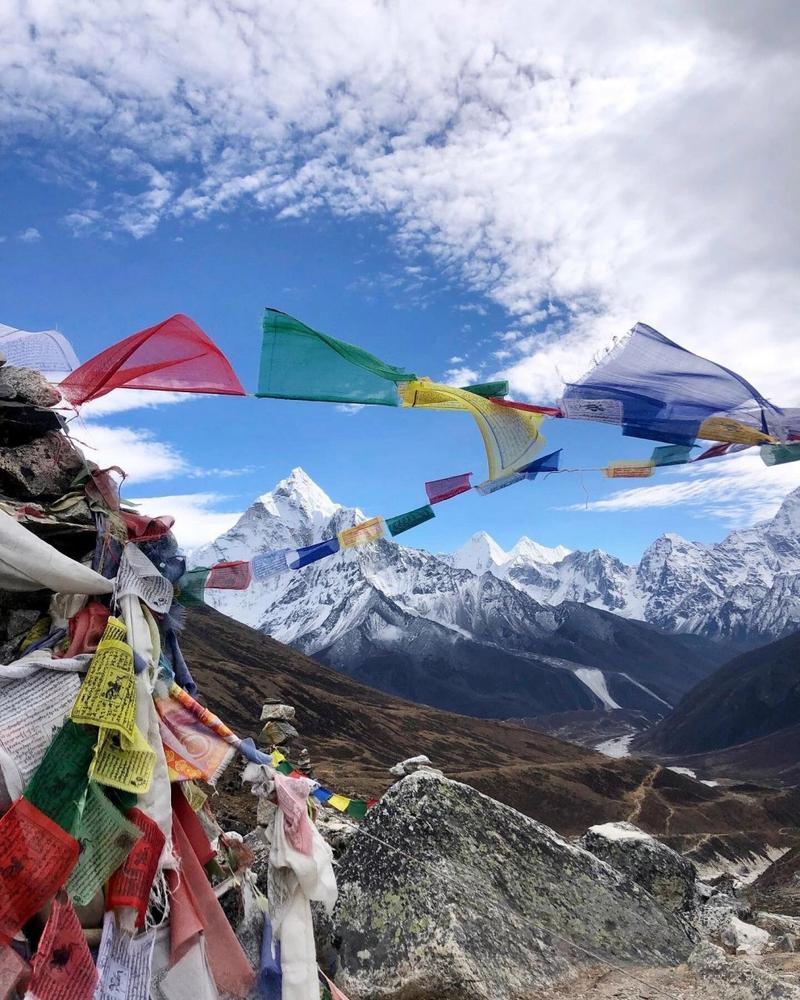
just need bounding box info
[183,606,800,855]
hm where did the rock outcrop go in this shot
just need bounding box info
[580,821,697,913]
[331,770,693,1000]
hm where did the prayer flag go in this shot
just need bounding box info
[0,800,78,941]
[206,560,253,590]
[251,549,291,581]
[651,444,695,467]
[66,782,141,907]
[94,912,156,1000]
[474,472,525,495]
[257,915,282,1000]
[155,695,236,784]
[24,720,96,834]
[520,448,562,478]
[25,892,97,1000]
[327,794,351,812]
[175,568,209,606]
[312,788,333,804]
[287,538,340,570]
[0,943,28,998]
[401,380,545,480]
[59,314,245,406]
[761,442,800,466]
[697,415,774,445]
[345,800,368,819]
[106,808,166,927]
[0,323,79,376]
[490,398,563,416]
[385,504,435,537]
[603,460,655,478]
[257,309,415,406]
[425,473,473,504]
[338,517,385,549]
[462,380,508,398]
[90,725,156,794]
[69,618,136,743]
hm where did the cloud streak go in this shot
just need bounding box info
[3,0,798,414]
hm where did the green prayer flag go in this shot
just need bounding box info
[175,568,209,607]
[385,504,435,537]
[650,444,695,467]
[462,380,509,399]
[276,760,293,775]
[257,309,416,406]
[24,720,96,835]
[345,799,368,819]
[66,782,141,906]
[761,442,800,466]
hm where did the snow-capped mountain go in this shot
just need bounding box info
[457,490,800,641]
[191,469,731,720]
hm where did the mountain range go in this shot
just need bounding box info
[190,468,774,720]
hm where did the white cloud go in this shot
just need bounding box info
[3,1,799,413]
[18,227,41,242]
[128,492,242,548]
[78,389,194,417]
[561,450,800,525]
[444,366,480,385]
[335,403,366,415]
[449,356,464,364]
[75,423,189,482]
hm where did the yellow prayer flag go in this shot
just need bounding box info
[603,461,655,479]
[90,725,155,794]
[338,517,385,550]
[697,416,774,446]
[400,378,545,480]
[327,794,351,812]
[271,750,286,767]
[70,619,136,742]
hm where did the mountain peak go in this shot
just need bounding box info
[509,536,572,565]
[451,532,509,575]
[258,467,340,528]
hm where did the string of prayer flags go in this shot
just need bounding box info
[26,892,98,1000]
[206,560,253,590]
[90,724,156,795]
[520,448,562,478]
[257,308,416,406]
[59,313,246,407]
[603,460,655,479]
[23,719,96,834]
[326,794,351,813]
[425,473,473,504]
[561,321,780,446]
[69,617,136,743]
[94,912,156,1000]
[463,380,509,398]
[651,444,695,467]
[400,379,545,480]
[251,549,292,581]
[761,442,800,466]
[287,538,340,570]
[106,808,166,927]
[269,751,374,817]
[0,799,78,941]
[65,782,141,907]
[338,516,385,549]
[385,504,435,537]
[167,682,261,771]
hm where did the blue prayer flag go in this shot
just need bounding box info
[287,538,340,571]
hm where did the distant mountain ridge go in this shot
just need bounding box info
[450,489,800,641]
[192,469,732,720]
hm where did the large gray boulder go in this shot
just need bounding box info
[331,770,693,1000]
[580,821,697,913]
[0,429,85,499]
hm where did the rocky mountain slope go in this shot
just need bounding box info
[193,469,732,720]
[183,605,800,862]
[633,631,800,758]
[451,488,800,641]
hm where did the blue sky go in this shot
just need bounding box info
[2,2,799,560]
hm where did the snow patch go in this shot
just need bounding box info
[573,668,621,710]
[586,822,652,843]
[595,734,634,758]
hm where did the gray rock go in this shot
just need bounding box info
[389,755,433,777]
[688,941,800,998]
[332,770,693,1000]
[0,367,61,408]
[580,821,697,913]
[260,702,296,722]
[0,430,85,500]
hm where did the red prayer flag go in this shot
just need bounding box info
[0,799,79,943]
[121,511,176,543]
[26,892,97,1000]
[106,808,165,928]
[424,473,473,505]
[205,560,253,590]
[489,398,563,417]
[59,314,246,406]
